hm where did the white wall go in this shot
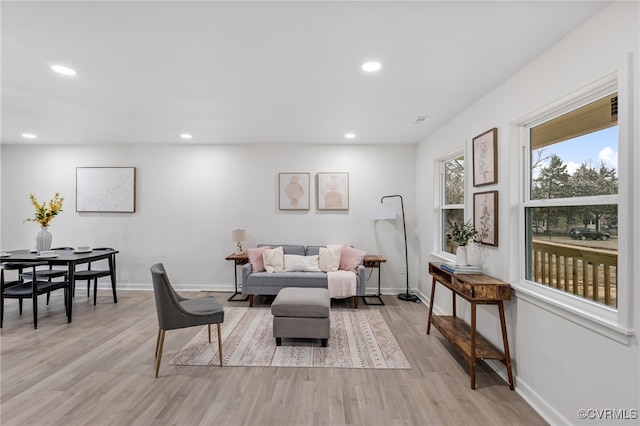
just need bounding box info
[1,143,417,293]
[417,2,639,425]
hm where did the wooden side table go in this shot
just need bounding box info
[427,262,514,390]
[362,255,387,305]
[225,253,250,302]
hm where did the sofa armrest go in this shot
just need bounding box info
[241,263,252,291]
[357,264,366,294]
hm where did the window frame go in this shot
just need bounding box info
[437,150,465,260]
[514,64,634,344]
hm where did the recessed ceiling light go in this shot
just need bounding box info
[22,133,37,139]
[344,133,356,139]
[51,65,77,76]
[361,61,381,72]
[180,134,193,140]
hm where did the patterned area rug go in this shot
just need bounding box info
[170,307,411,369]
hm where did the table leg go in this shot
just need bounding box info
[68,262,74,323]
[499,301,515,390]
[109,254,118,303]
[470,302,477,390]
[228,262,249,302]
[427,277,437,334]
[363,265,384,305]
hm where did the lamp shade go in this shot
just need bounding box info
[231,229,246,242]
[368,203,397,220]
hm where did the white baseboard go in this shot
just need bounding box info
[96,282,235,292]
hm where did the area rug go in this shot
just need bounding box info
[170,307,411,369]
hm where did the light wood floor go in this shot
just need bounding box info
[0,290,546,426]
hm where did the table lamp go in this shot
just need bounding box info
[232,229,246,254]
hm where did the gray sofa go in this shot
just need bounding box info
[241,244,366,308]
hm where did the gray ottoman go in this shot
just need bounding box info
[271,287,331,347]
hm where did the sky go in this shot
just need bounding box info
[534,126,618,175]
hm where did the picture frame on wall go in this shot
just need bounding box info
[472,127,498,186]
[279,172,310,210]
[474,190,498,246]
[316,172,349,210]
[76,167,136,213]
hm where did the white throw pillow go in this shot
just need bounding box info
[284,254,320,272]
[263,246,284,273]
[318,246,341,272]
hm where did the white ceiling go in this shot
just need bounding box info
[1,1,610,145]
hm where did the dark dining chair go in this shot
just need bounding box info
[73,247,117,305]
[150,263,224,378]
[1,261,69,329]
[19,247,74,305]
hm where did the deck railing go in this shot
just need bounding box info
[531,240,618,307]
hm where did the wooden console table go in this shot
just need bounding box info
[427,262,514,390]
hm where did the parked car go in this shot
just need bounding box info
[532,224,546,233]
[569,228,610,240]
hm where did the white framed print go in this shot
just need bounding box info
[316,172,349,210]
[279,173,310,210]
[76,167,136,213]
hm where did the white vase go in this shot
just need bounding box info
[36,226,53,253]
[455,246,468,266]
[466,242,480,266]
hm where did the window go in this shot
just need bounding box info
[524,92,618,308]
[441,154,464,254]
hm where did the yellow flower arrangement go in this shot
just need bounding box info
[24,193,64,227]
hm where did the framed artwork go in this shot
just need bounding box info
[279,173,310,210]
[76,167,136,213]
[474,190,498,246]
[316,172,349,210]
[472,127,498,186]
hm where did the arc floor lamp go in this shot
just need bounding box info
[371,195,420,303]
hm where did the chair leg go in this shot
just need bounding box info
[208,324,212,343]
[155,329,162,359]
[155,329,166,378]
[93,278,98,305]
[111,276,117,303]
[217,323,223,367]
[87,280,90,298]
[19,298,23,315]
[46,292,50,305]
[32,293,38,329]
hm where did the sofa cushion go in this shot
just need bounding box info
[339,244,366,273]
[263,246,284,273]
[247,271,329,289]
[259,244,305,256]
[284,254,320,272]
[318,246,341,272]
[248,246,271,272]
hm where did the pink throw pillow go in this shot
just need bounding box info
[248,246,271,272]
[339,244,366,273]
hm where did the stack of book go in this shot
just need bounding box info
[440,263,483,274]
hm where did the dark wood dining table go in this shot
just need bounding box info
[0,248,119,322]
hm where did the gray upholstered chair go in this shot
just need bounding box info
[150,263,224,377]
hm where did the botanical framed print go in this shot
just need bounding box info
[279,173,310,210]
[316,172,349,210]
[474,190,498,247]
[472,127,498,186]
[76,167,136,213]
